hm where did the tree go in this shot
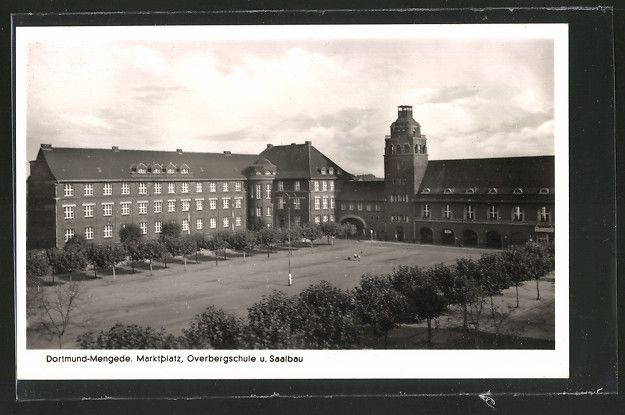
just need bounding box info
[477,253,511,319]
[26,249,50,288]
[64,234,88,254]
[298,281,360,349]
[499,246,530,308]
[86,244,104,278]
[101,243,127,280]
[247,290,303,348]
[390,266,447,346]
[353,274,408,346]
[300,223,323,249]
[161,235,184,267]
[447,259,487,346]
[119,224,143,273]
[137,239,167,275]
[37,281,83,348]
[319,221,341,245]
[179,235,197,271]
[161,221,182,238]
[182,306,246,349]
[256,227,280,258]
[204,234,230,266]
[50,248,87,282]
[77,323,182,349]
[192,233,207,263]
[340,223,358,240]
[225,230,257,260]
[522,242,553,300]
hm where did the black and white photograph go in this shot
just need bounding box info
[15,23,569,380]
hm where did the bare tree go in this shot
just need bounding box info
[37,281,83,348]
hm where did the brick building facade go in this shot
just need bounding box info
[26,106,554,249]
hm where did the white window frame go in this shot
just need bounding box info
[322,197,328,209]
[154,221,162,233]
[64,228,74,242]
[182,219,189,232]
[234,198,242,209]
[196,182,203,193]
[265,184,271,199]
[181,200,190,212]
[223,217,230,228]
[138,183,147,195]
[255,184,262,200]
[139,222,148,235]
[209,198,217,210]
[63,184,74,197]
[423,204,430,218]
[210,218,217,229]
[294,181,301,191]
[103,183,112,196]
[84,184,93,196]
[313,180,319,191]
[154,201,163,213]
[466,204,475,220]
[138,201,148,215]
[181,182,189,193]
[196,218,203,230]
[235,217,242,227]
[121,183,130,195]
[63,205,75,220]
[168,183,175,194]
[209,182,216,192]
[103,225,113,239]
[120,202,131,216]
[277,181,284,191]
[314,197,320,210]
[84,226,94,240]
[489,205,498,220]
[222,182,229,192]
[294,198,301,210]
[443,204,451,219]
[196,199,204,211]
[235,182,242,192]
[222,198,230,209]
[83,204,94,218]
[102,203,113,217]
[153,183,162,194]
[322,181,328,191]
[168,200,176,212]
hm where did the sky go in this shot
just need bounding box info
[23,27,555,177]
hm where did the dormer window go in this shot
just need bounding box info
[328,167,334,175]
[320,167,326,175]
[166,163,176,174]
[152,164,162,174]
[539,187,550,194]
[337,169,341,175]
[444,188,454,194]
[513,188,524,195]
[180,164,190,174]
[137,163,147,174]
[465,187,476,194]
[421,187,431,194]
[488,187,498,194]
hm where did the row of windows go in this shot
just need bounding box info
[251,207,273,217]
[313,196,335,210]
[312,180,335,192]
[386,143,427,155]
[420,204,552,222]
[390,215,410,223]
[340,202,383,212]
[62,182,243,197]
[63,198,244,219]
[390,178,408,185]
[313,215,335,224]
[130,162,190,175]
[389,195,409,203]
[420,187,550,195]
[63,217,244,242]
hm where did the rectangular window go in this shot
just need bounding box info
[322,197,328,209]
[85,227,94,240]
[314,216,320,224]
[223,198,230,209]
[294,216,301,226]
[423,204,430,218]
[154,183,162,194]
[322,215,328,222]
[209,182,216,192]
[322,181,328,191]
[154,201,162,213]
[64,228,74,242]
[181,183,189,193]
[103,225,112,239]
[294,181,301,191]
[266,207,272,217]
[294,198,301,210]
[235,216,242,227]
[168,183,175,194]
[265,184,271,199]
[256,207,262,217]
[210,218,217,229]
[375,204,381,212]
[154,221,162,234]
[209,199,217,210]
[330,214,335,222]
[196,218,203,230]
[63,184,74,197]
[121,202,131,216]
[196,182,203,193]
[277,181,284,191]
[513,206,524,221]
[103,203,113,217]
[329,181,335,191]
[539,206,550,222]
[443,204,451,219]
[489,205,498,220]
[466,205,475,220]
[138,183,147,195]
[103,184,112,196]
[366,203,371,212]
[278,197,284,209]
[255,184,262,199]
[136,201,146,214]
[196,199,203,211]
[84,204,94,218]
[121,183,130,195]
[139,222,148,235]
[349,203,354,211]
[222,182,229,192]
[223,217,229,228]
[168,200,176,212]
[314,197,321,210]
[235,182,242,192]
[313,180,319,191]
[340,203,346,210]
[234,198,242,209]
[357,203,363,211]
[181,200,190,212]
[63,205,75,219]
[182,219,189,232]
[84,184,93,196]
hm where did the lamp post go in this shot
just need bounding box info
[283,192,296,286]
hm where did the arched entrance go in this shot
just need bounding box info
[509,232,527,246]
[441,228,455,245]
[338,215,366,238]
[395,226,405,242]
[420,227,433,244]
[485,231,502,248]
[462,229,478,247]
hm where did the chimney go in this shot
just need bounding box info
[305,140,312,145]
[223,150,231,155]
[112,146,119,152]
[176,149,183,154]
[40,144,52,151]
[266,144,273,149]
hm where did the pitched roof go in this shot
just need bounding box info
[419,156,554,195]
[260,143,352,180]
[338,180,385,201]
[37,147,259,181]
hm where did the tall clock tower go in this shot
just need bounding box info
[383,105,428,241]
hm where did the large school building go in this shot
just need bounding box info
[27,105,554,249]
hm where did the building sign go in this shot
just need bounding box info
[443,229,453,234]
[535,226,555,233]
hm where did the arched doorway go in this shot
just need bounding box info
[339,215,366,239]
[420,227,433,244]
[395,226,405,242]
[441,228,455,245]
[509,232,527,246]
[463,230,478,247]
[485,231,502,248]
